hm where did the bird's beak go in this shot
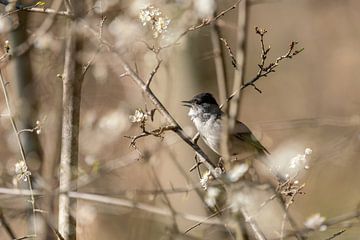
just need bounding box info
[181,100,192,108]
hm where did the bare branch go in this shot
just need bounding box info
[161,0,242,49]
[146,59,162,88]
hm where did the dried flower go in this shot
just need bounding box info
[129,108,148,123]
[304,213,326,230]
[139,6,170,38]
[15,161,31,182]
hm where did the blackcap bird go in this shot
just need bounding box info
[182,92,269,159]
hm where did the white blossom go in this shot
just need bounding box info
[129,109,148,123]
[304,213,326,230]
[227,163,249,182]
[289,148,312,170]
[139,6,170,38]
[204,187,220,207]
[15,161,31,182]
[200,170,211,190]
[194,0,216,19]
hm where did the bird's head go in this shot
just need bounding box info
[182,93,220,120]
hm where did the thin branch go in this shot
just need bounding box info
[324,230,346,240]
[278,210,360,240]
[68,191,224,225]
[151,167,179,232]
[161,0,242,49]
[225,26,303,105]
[184,206,230,234]
[210,17,231,165]
[146,59,162,88]
[124,125,176,149]
[228,0,248,132]
[0,70,37,238]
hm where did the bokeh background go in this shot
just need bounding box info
[0,0,359,239]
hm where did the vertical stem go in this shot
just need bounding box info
[210,22,228,103]
[58,1,84,237]
[210,20,231,163]
[228,0,248,131]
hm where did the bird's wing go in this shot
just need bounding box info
[232,121,270,155]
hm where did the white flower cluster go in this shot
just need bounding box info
[304,213,327,231]
[289,148,312,170]
[129,108,148,123]
[15,161,31,182]
[139,6,170,38]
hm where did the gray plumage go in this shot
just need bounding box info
[182,93,269,157]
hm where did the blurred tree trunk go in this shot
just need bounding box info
[7,3,44,238]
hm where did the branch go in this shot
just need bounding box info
[58,1,85,239]
[0,70,37,237]
[68,191,223,225]
[225,26,303,105]
[279,210,360,239]
[146,59,162,88]
[160,0,242,49]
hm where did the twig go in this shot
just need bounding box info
[220,37,238,69]
[226,26,303,109]
[279,210,360,239]
[184,206,230,234]
[228,0,248,133]
[124,125,176,149]
[146,59,162,88]
[68,191,223,225]
[0,70,37,238]
[151,167,179,232]
[209,17,231,165]
[210,23,228,103]
[324,229,346,240]
[161,0,242,49]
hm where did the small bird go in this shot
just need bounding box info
[182,92,269,159]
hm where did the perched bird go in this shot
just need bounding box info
[182,92,269,159]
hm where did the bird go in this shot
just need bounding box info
[182,92,269,159]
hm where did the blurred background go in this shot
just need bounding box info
[0,0,359,239]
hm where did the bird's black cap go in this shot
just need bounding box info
[182,92,219,107]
